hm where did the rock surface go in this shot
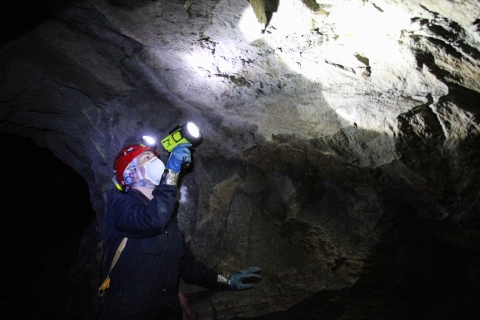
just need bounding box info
[0,0,479,318]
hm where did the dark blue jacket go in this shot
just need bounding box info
[101,185,218,320]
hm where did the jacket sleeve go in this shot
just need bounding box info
[110,185,178,238]
[180,243,219,288]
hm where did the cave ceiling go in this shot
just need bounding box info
[1,0,480,318]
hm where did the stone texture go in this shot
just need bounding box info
[0,0,479,318]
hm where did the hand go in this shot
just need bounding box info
[229,267,261,290]
[166,143,192,173]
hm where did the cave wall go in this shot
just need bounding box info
[0,0,479,318]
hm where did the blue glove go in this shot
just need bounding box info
[166,143,192,173]
[229,267,261,290]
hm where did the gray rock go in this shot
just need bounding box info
[0,0,479,318]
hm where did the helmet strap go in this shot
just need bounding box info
[133,158,144,183]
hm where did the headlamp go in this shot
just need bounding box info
[140,135,157,149]
[161,122,202,152]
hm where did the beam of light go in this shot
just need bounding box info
[238,0,314,43]
[236,1,449,136]
[238,1,413,83]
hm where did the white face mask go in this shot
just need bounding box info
[143,157,165,185]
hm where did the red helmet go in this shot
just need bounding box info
[113,144,159,191]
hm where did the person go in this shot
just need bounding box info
[101,138,261,320]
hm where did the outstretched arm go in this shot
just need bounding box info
[180,243,218,288]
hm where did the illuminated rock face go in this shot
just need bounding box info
[0,0,479,318]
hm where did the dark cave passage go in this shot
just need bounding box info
[0,1,82,44]
[0,133,95,319]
